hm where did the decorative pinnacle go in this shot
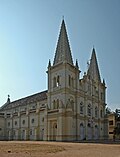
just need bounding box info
[103,79,105,85]
[48,59,51,67]
[75,59,79,68]
[7,94,10,103]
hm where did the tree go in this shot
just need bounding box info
[115,109,120,117]
[113,110,120,140]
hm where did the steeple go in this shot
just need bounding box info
[53,19,73,65]
[87,47,101,82]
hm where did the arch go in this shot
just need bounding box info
[80,122,84,127]
[94,125,99,140]
[87,123,92,140]
[80,123,84,140]
[21,129,26,140]
[80,102,84,114]
[53,99,59,109]
[100,109,103,118]
[71,99,74,111]
[53,123,57,141]
[68,75,71,86]
[57,75,60,87]
[13,130,16,140]
[88,104,91,116]
[71,77,74,87]
[8,130,11,140]
[53,77,56,87]
[40,128,44,141]
[53,100,56,109]
[95,106,98,118]
[56,99,59,109]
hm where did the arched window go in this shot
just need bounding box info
[22,120,25,125]
[100,109,103,118]
[80,102,84,114]
[95,107,98,118]
[101,92,103,100]
[56,99,59,109]
[30,129,32,136]
[31,118,35,124]
[80,123,84,127]
[53,123,57,129]
[95,125,98,128]
[71,100,74,111]
[53,100,56,109]
[8,122,10,127]
[88,123,91,127]
[53,77,56,87]
[15,121,17,126]
[57,76,60,87]
[69,75,71,86]
[71,77,74,87]
[88,84,90,91]
[88,104,91,116]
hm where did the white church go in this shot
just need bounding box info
[0,19,108,141]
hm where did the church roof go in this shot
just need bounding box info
[87,48,101,82]
[53,19,73,65]
[0,90,47,110]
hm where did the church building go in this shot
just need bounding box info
[0,19,108,141]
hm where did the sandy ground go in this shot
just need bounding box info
[0,141,120,157]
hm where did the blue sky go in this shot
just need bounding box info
[0,0,120,111]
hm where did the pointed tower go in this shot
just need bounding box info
[46,19,80,141]
[87,47,101,82]
[53,19,73,65]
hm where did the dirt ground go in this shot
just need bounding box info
[0,141,120,157]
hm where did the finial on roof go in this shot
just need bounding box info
[87,60,90,70]
[7,95,10,104]
[92,46,96,53]
[48,59,51,68]
[103,79,105,85]
[62,15,64,20]
[75,59,79,68]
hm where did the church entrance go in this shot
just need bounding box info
[40,129,44,141]
[52,123,57,141]
[94,125,99,140]
[87,123,92,140]
[21,129,26,140]
[8,131,11,140]
[80,123,84,140]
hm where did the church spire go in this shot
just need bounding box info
[87,47,101,82]
[53,19,73,65]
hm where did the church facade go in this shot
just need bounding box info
[0,20,108,141]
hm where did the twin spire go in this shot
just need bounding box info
[53,19,73,65]
[87,47,101,82]
[52,19,101,82]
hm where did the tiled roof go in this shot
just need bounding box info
[0,90,47,110]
